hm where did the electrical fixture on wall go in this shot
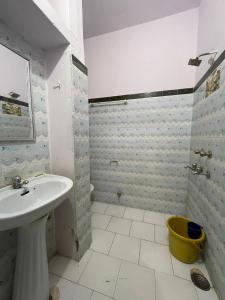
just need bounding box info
[53,81,61,89]
[8,91,20,99]
[188,50,218,66]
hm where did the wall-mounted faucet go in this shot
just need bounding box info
[12,175,29,189]
[193,170,210,179]
[184,163,197,171]
[184,164,210,179]
[194,148,212,158]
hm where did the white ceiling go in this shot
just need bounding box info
[83,0,200,39]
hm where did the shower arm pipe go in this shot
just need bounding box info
[90,100,127,107]
[197,51,218,59]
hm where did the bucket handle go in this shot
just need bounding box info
[192,241,204,252]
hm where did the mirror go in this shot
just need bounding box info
[0,43,34,142]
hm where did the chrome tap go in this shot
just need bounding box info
[184,163,197,171]
[194,148,212,158]
[185,163,210,179]
[192,166,210,178]
[12,176,29,189]
[193,166,203,174]
[193,171,210,179]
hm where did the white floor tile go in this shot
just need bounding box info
[91,291,113,300]
[124,207,144,221]
[91,202,108,214]
[139,241,173,275]
[107,217,131,235]
[91,229,115,254]
[79,252,121,297]
[195,287,219,300]
[144,211,170,226]
[130,221,154,241]
[155,225,169,245]
[49,250,93,282]
[171,256,211,283]
[91,213,112,230]
[109,234,140,264]
[105,204,125,218]
[156,271,198,300]
[49,274,92,300]
[114,261,155,300]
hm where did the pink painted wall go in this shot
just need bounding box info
[84,8,198,98]
[196,0,225,81]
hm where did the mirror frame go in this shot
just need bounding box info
[0,41,35,144]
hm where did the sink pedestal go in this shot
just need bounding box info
[13,215,49,300]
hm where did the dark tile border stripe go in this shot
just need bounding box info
[89,88,193,103]
[72,55,88,75]
[0,96,29,107]
[194,49,225,91]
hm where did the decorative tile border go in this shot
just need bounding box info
[72,55,88,75]
[89,88,194,103]
[0,95,29,107]
[194,49,225,91]
[2,102,21,116]
[206,69,220,98]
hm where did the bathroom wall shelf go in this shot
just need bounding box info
[0,0,71,49]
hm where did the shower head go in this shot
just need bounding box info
[188,51,218,67]
[188,58,202,66]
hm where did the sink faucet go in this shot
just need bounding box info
[12,176,29,189]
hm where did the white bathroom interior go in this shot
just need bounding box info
[0,0,224,300]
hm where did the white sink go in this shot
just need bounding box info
[0,174,73,300]
[0,174,73,231]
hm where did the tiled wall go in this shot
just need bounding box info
[89,94,193,215]
[0,21,55,300]
[187,60,225,299]
[72,62,92,260]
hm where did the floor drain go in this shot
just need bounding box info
[191,268,211,291]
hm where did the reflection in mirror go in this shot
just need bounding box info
[0,43,34,142]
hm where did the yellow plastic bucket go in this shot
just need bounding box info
[167,216,205,264]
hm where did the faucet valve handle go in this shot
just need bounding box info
[199,148,206,157]
[195,148,212,158]
[196,166,203,174]
[12,175,21,184]
[12,176,29,189]
[191,163,197,170]
[194,149,200,154]
[184,163,198,171]
[199,148,212,158]
[22,180,29,185]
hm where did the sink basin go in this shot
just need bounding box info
[0,174,73,300]
[0,174,73,231]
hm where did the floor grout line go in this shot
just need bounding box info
[90,289,94,300]
[77,250,94,283]
[128,220,133,236]
[112,258,123,299]
[91,209,168,227]
[170,251,175,276]
[153,224,156,242]
[153,269,157,300]
[51,202,217,300]
[138,238,141,265]
[107,232,116,256]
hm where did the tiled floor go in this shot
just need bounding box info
[49,202,219,300]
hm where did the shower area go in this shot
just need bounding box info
[89,92,193,214]
[88,57,225,298]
